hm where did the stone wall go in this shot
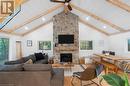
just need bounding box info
[53,12,79,64]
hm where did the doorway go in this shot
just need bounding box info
[16,41,22,59]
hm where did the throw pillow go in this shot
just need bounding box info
[27,55,36,62]
[25,59,33,64]
[35,53,44,61]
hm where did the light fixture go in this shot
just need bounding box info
[24,26,29,30]
[103,26,107,29]
[42,17,45,21]
[86,16,90,21]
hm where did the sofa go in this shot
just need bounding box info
[4,53,48,65]
[0,64,64,86]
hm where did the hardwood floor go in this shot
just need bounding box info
[64,76,102,86]
[64,76,72,86]
[64,71,130,86]
[54,64,130,86]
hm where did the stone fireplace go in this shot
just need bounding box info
[53,12,79,64]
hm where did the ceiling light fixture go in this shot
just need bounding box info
[24,26,29,30]
[42,17,46,21]
[103,26,107,29]
[86,16,90,21]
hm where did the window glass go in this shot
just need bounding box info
[0,38,9,64]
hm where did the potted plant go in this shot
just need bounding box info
[100,73,130,86]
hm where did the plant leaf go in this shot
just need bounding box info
[122,73,130,86]
[102,73,125,86]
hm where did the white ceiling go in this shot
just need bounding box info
[2,0,130,35]
[122,0,130,6]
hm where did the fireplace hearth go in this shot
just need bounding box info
[60,53,72,63]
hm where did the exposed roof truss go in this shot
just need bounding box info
[1,1,130,36]
[107,0,130,13]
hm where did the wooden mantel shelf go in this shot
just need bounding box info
[55,46,78,51]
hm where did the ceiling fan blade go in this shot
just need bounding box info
[67,4,72,11]
[50,0,65,3]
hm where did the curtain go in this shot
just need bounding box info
[0,38,9,63]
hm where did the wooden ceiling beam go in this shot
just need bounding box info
[107,0,130,12]
[79,18,110,36]
[22,0,30,4]
[71,3,125,32]
[110,29,130,35]
[22,20,52,36]
[21,18,110,36]
[15,0,29,6]
[0,30,21,36]
[9,4,63,33]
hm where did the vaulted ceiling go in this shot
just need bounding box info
[1,0,130,36]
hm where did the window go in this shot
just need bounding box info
[39,41,51,50]
[0,38,9,64]
[80,40,93,50]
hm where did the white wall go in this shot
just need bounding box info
[22,22,109,58]
[22,22,53,57]
[2,23,130,61]
[79,23,109,57]
[108,32,130,57]
[0,33,21,61]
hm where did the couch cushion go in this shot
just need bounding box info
[23,64,52,71]
[43,54,48,59]
[4,59,24,65]
[34,59,48,64]
[51,68,64,86]
[23,55,36,63]
[35,53,44,61]
[0,84,15,86]
[0,64,23,71]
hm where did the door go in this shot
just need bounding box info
[16,41,22,59]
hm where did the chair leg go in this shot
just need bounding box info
[91,80,99,86]
[83,80,99,86]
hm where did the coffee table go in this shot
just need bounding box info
[52,63,84,76]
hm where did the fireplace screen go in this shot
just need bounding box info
[60,53,72,62]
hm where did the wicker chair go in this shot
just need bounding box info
[71,64,103,86]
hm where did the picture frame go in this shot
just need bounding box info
[80,40,93,50]
[39,41,51,50]
[27,40,32,47]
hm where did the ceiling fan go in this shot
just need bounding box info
[50,0,72,11]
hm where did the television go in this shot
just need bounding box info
[58,35,74,44]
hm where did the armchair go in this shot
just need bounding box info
[71,64,103,86]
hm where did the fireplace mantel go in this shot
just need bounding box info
[55,46,78,51]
